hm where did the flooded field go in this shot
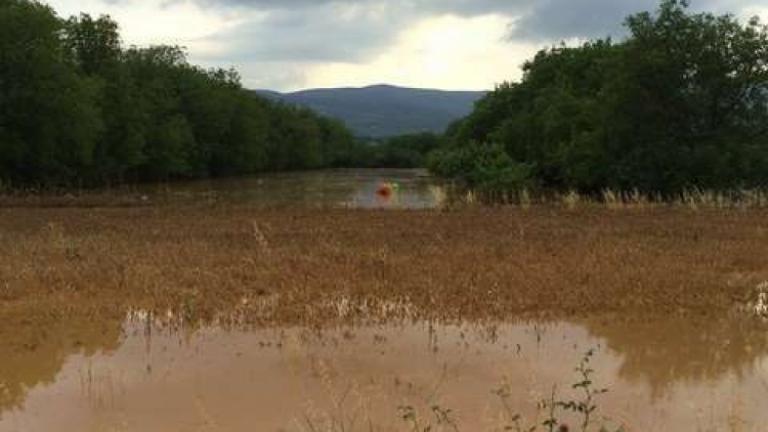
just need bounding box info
[136,169,446,209]
[2,171,768,431]
[0,169,447,210]
[2,314,767,432]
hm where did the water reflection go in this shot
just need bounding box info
[1,311,767,431]
[0,314,123,413]
[137,169,447,209]
[584,316,768,399]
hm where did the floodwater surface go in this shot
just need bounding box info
[137,169,447,209]
[1,314,767,432]
[4,176,768,431]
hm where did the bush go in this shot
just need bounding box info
[428,143,534,195]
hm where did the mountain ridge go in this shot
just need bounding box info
[253,84,487,138]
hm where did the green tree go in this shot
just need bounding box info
[604,0,768,192]
[0,0,102,186]
[433,0,768,195]
[0,0,364,188]
[63,13,147,184]
[63,13,121,77]
[143,115,194,178]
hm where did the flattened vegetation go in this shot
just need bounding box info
[1,206,766,328]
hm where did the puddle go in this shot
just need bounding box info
[1,315,767,432]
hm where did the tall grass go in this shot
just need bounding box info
[445,186,768,210]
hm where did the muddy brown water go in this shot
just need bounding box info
[135,169,447,209]
[1,314,767,432]
[3,171,768,430]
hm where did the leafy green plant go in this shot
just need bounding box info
[555,349,610,432]
[492,349,624,432]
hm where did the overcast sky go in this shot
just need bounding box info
[45,0,768,91]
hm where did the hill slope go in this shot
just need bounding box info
[254,84,486,138]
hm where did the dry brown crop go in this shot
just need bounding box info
[2,204,766,330]
[3,203,768,429]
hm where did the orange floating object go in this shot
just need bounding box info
[376,183,393,197]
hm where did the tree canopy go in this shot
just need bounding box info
[430,0,768,195]
[0,0,360,188]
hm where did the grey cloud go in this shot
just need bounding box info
[199,3,406,63]
[181,0,762,89]
[510,0,657,40]
[194,1,535,66]
[238,61,308,89]
[181,0,763,56]
[185,0,528,16]
[510,0,759,41]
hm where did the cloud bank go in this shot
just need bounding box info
[48,0,767,90]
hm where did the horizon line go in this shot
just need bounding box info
[253,83,493,93]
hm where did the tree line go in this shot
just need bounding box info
[429,0,768,196]
[351,133,444,169]
[0,0,363,188]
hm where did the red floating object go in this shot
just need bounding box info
[376,183,392,197]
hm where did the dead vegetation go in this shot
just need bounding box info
[2,204,767,330]
[2,203,768,429]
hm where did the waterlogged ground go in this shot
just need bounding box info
[2,171,768,431]
[138,169,446,209]
[0,169,446,209]
[1,314,767,432]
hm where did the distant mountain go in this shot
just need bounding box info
[254,84,486,138]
